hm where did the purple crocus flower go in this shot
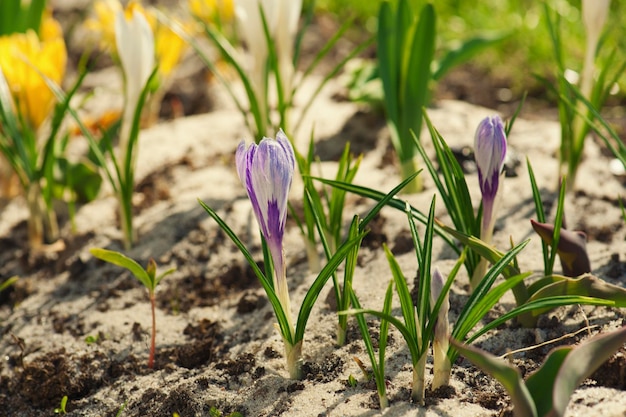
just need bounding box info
[236,129,296,330]
[474,115,507,239]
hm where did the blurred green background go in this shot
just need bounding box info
[313,0,625,110]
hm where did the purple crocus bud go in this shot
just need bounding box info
[474,115,507,240]
[236,129,295,250]
[236,129,296,335]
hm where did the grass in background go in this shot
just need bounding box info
[314,0,625,100]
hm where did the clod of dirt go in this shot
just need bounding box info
[237,290,266,313]
[216,352,256,377]
[303,353,344,383]
[591,347,626,389]
[10,349,109,409]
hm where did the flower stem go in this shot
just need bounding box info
[411,353,427,406]
[119,191,135,250]
[400,158,422,194]
[284,339,303,379]
[148,290,156,369]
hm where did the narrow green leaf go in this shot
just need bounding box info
[90,248,152,290]
[377,1,398,136]
[295,229,368,342]
[452,239,530,343]
[384,244,417,338]
[551,326,626,416]
[311,177,458,251]
[528,273,626,311]
[198,199,292,343]
[467,296,615,347]
[525,347,572,416]
[527,158,550,272]
[451,339,538,417]
[341,307,421,365]
[401,3,435,157]
[433,32,509,81]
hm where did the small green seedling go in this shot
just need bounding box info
[0,275,18,293]
[54,395,68,414]
[209,407,243,417]
[115,401,127,417]
[347,374,358,388]
[452,325,626,417]
[90,248,175,368]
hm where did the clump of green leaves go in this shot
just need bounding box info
[453,326,626,417]
[172,2,370,140]
[90,248,175,368]
[293,138,362,275]
[377,0,507,193]
[348,281,393,408]
[0,0,46,35]
[540,1,625,191]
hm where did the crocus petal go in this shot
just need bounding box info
[115,9,155,107]
[235,129,295,249]
[582,0,610,42]
[530,220,591,277]
[474,115,507,202]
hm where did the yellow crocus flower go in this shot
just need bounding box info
[189,0,234,24]
[85,0,187,78]
[83,0,122,52]
[0,15,67,130]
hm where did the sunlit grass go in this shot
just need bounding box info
[314,0,625,97]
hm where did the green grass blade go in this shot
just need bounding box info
[342,307,422,365]
[546,177,567,276]
[452,239,530,342]
[415,197,436,341]
[377,1,398,136]
[311,176,458,251]
[467,296,616,347]
[433,32,509,81]
[295,229,368,342]
[90,248,152,289]
[401,3,435,155]
[384,244,418,339]
[198,199,292,342]
[527,158,550,273]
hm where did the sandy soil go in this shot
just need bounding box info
[0,65,625,417]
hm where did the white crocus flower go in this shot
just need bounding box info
[236,0,274,132]
[581,0,610,98]
[235,0,301,133]
[274,0,302,98]
[114,8,155,169]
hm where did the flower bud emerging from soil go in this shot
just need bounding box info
[471,115,507,290]
[474,115,507,238]
[430,267,451,390]
[530,219,591,277]
[236,129,297,364]
[236,129,295,260]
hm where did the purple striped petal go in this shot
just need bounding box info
[474,115,506,202]
[235,129,295,250]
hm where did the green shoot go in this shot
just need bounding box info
[90,248,175,368]
[53,395,68,415]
